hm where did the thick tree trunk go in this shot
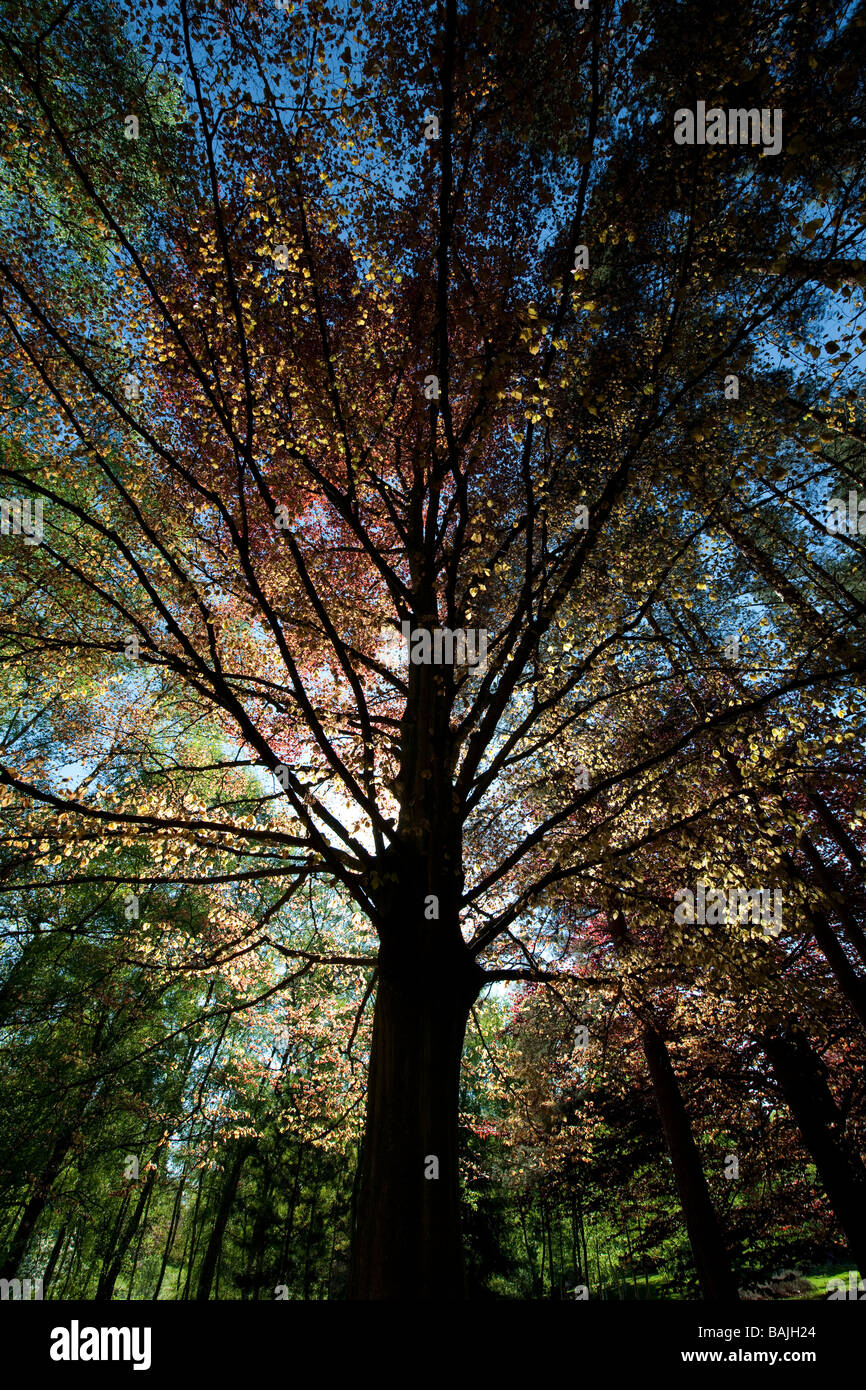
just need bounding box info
[642,1024,739,1300]
[761,1022,866,1275]
[348,926,482,1299]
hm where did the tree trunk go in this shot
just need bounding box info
[58,1225,84,1299]
[348,928,482,1299]
[808,792,864,875]
[126,1185,154,1299]
[0,1125,74,1280]
[642,1024,740,1300]
[195,1141,252,1301]
[42,1223,67,1294]
[250,1169,274,1299]
[94,1191,131,1299]
[796,830,866,969]
[605,891,737,1301]
[152,1175,185,1300]
[301,1182,320,1299]
[181,1161,209,1299]
[95,1152,160,1300]
[805,906,866,1031]
[276,1147,305,1296]
[761,1022,866,1275]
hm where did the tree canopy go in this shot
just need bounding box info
[0,0,865,1302]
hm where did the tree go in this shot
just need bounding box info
[0,0,865,1298]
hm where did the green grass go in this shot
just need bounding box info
[800,1265,862,1300]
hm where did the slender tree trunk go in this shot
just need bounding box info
[808,792,864,876]
[761,1022,866,1274]
[175,1222,192,1299]
[302,1184,319,1299]
[805,906,866,1031]
[517,1200,536,1295]
[42,1223,67,1294]
[0,1125,74,1279]
[624,1219,636,1296]
[791,825,866,966]
[326,1205,341,1298]
[195,1141,252,1301]
[276,1148,305,1296]
[181,1163,209,1299]
[605,891,737,1300]
[126,1185,154,1299]
[569,1193,579,1285]
[348,921,483,1299]
[95,1191,131,1298]
[766,786,866,969]
[250,1169,273,1299]
[58,1222,84,1299]
[152,1176,185,1300]
[642,1023,739,1300]
[556,1205,565,1297]
[578,1189,589,1288]
[96,1153,160,1300]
